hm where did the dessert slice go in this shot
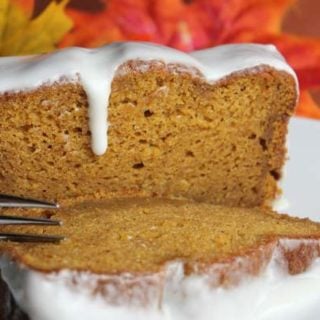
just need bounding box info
[0,198,320,320]
[0,43,297,207]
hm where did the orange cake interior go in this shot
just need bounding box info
[0,198,319,275]
[0,63,296,207]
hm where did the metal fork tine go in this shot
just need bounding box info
[0,194,63,243]
[0,194,58,208]
[0,233,64,243]
[0,215,61,226]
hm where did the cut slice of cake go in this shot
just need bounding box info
[0,42,297,207]
[0,198,320,320]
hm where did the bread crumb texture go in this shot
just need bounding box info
[0,63,296,207]
[0,198,319,276]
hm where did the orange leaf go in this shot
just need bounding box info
[61,0,298,50]
[60,1,158,48]
[11,0,33,14]
[296,91,320,119]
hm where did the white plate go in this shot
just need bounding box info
[282,117,320,221]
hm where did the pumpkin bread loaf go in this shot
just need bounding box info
[0,43,297,207]
[0,43,303,320]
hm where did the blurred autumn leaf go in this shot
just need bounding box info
[0,0,72,55]
[60,0,296,50]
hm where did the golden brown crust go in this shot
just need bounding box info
[279,239,320,274]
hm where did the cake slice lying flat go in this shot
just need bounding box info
[0,42,297,207]
[1,198,320,320]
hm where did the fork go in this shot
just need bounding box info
[0,194,64,243]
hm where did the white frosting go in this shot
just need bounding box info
[1,239,320,320]
[0,42,297,155]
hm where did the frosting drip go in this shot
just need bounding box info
[0,42,297,155]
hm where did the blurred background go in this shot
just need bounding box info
[2,0,320,119]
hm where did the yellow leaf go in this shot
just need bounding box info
[0,0,10,41]
[0,0,72,56]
